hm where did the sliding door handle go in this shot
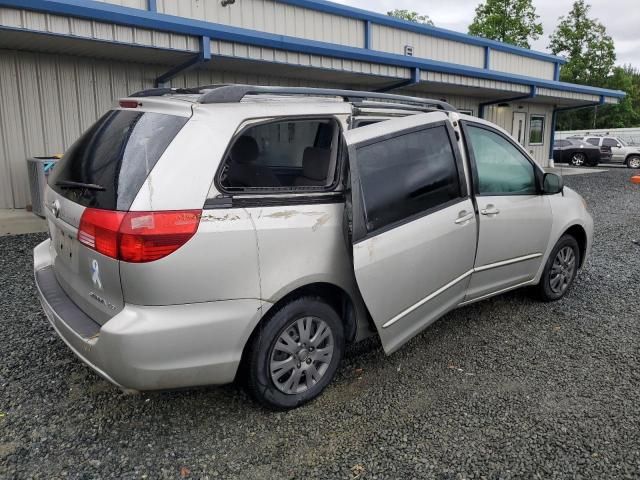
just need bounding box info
[480,206,500,216]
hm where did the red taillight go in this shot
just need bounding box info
[78,208,201,262]
[78,209,125,259]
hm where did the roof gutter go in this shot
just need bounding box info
[549,95,606,160]
[479,86,537,119]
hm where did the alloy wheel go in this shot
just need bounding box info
[628,156,640,169]
[570,153,586,167]
[549,246,576,295]
[269,316,334,395]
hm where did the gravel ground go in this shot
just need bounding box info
[1,168,639,479]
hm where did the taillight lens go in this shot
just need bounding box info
[78,208,201,262]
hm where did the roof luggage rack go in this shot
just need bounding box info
[129,84,457,112]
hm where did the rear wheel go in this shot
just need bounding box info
[569,152,586,167]
[245,296,344,410]
[536,235,580,301]
[627,155,640,169]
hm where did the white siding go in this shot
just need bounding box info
[421,70,530,94]
[211,39,410,79]
[93,0,147,9]
[157,0,365,48]
[484,103,554,165]
[371,24,484,68]
[490,50,555,80]
[0,7,199,52]
[536,87,600,103]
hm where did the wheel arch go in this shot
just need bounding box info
[563,224,588,268]
[237,282,358,381]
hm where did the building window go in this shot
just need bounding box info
[458,109,474,116]
[529,115,545,145]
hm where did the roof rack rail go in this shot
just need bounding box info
[128,84,457,112]
[197,85,457,111]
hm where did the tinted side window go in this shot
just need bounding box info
[555,140,570,147]
[602,138,618,147]
[466,125,537,195]
[220,119,337,190]
[356,125,462,232]
[50,110,188,210]
[586,138,600,146]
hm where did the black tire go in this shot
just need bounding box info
[536,234,581,302]
[626,155,640,169]
[245,296,344,410]
[569,152,587,167]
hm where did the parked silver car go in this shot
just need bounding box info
[34,85,593,409]
[568,135,640,168]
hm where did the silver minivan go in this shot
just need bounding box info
[34,85,593,409]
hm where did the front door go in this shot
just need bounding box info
[602,137,625,162]
[345,112,477,354]
[462,121,553,301]
[512,112,527,146]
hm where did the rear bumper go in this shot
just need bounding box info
[34,239,267,391]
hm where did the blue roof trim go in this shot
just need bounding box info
[275,0,567,65]
[0,0,624,99]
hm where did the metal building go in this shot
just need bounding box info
[0,0,625,209]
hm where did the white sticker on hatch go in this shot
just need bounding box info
[91,259,103,290]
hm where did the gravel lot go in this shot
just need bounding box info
[1,168,639,479]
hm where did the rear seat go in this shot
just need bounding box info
[294,147,331,186]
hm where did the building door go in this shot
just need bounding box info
[512,112,527,145]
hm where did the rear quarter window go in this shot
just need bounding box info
[50,110,188,211]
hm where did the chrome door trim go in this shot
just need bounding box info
[458,279,535,306]
[382,269,474,329]
[473,253,542,273]
[381,252,542,329]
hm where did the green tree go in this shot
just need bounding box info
[548,0,616,86]
[387,9,433,26]
[468,0,543,48]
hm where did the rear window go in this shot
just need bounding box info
[50,110,188,211]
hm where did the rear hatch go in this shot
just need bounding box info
[44,103,190,325]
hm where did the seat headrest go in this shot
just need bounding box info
[302,147,331,181]
[231,136,259,164]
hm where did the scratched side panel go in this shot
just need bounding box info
[119,208,261,305]
[249,203,357,303]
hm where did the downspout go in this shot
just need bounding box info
[479,85,537,119]
[376,67,421,93]
[155,35,212,87]
[548,95,605,160]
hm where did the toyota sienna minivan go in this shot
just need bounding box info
[34,85,593,409]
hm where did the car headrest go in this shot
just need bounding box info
[231,136,259,164]
[302,147,330,181]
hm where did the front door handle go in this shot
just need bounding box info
[454,211,475,225]
[480,205,500,216]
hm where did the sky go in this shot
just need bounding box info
[337,0,640,67]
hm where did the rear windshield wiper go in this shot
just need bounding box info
[55,180,106,191]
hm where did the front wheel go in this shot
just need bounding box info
[536,235,580,302]
[627,155,640,169]
[569,152,587,167]
[245,296,345,410]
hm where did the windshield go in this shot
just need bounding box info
[50,110,188,211]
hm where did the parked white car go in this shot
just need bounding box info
[34,86,593,409]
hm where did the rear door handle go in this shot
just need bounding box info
[480,206,500,216]
[454,211,475,225]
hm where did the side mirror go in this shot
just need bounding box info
[543,172,564,194]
